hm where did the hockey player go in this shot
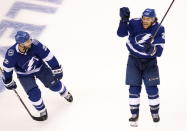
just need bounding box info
[117,7,165,125]
[2,31,73,120]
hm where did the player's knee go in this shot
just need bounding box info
[129,86,141,97]
[49,81,62,92]
[145,86,158,96]
[27,87,41,102]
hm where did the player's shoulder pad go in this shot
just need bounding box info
[4,45,17,65]
[32,39,48,52]
[160,25,165,30]
[131,18,141,21]
[32,39,45,49]
[6,45,16,57]
[129,18,141,25]
[32,39,41,46]
[158,25,165,33]
[156,22,165,29]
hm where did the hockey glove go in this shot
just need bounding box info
[52,66,63,81]
[120,7,130,23]
[3,78,17,90]
[143,43,157,56]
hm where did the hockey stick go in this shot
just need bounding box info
[13,89,47,121]
[150,0,175,42]
[0,67,46,121]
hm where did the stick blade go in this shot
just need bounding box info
[32,115,48,121]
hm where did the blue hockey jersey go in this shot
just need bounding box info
[3,39,60,80]
[117,18,165,58]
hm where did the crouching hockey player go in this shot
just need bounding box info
[2,31,73,120]
[117,7,165,126]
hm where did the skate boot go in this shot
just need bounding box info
[152,113,160,122]
[39,109,48,121]
[60,91,73,102]
[129,114,139,127]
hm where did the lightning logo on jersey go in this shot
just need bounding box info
[23,56,39,72]
[135,33,152,44]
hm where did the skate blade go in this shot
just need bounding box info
[130,121,138,127]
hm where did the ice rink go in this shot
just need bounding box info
[0,0,187,130]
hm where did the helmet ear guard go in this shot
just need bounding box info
[15,31,30,44]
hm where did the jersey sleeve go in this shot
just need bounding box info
[117,18,138,37]
[152,26,165,57]
[117,21,129,37]
[33,39,60,69]
[3,49,16,82]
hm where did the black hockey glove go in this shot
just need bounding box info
[143,43,157,56]
[120,7,130,23]
[52,65,63,81]
[3,78,17,90]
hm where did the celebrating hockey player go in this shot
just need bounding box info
[2,31,73,120]
[117,7,165,126]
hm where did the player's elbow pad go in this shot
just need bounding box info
[117,30,128,37]
[155,46,163,57]
[117,22,128,37]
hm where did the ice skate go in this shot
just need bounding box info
[39,109,48,121]
[60,91,73,102]
[129,114,139,127]
[152,113,160,123]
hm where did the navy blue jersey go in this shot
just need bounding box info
[3,39,60,80]
[117,18,165,58]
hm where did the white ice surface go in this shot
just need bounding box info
[0,0,187,131]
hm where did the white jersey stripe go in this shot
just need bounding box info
[31,98,43,106]
[43,52,54,62]
[16,66,42,75]
[126,41,148,56]
[154,43,164,49]
[127,41,164,56]
[3,66,14,73]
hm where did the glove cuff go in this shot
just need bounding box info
[52,67,63,75]
[4,79,16,88]
[150,46,157,56]
[120,18,129,23]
